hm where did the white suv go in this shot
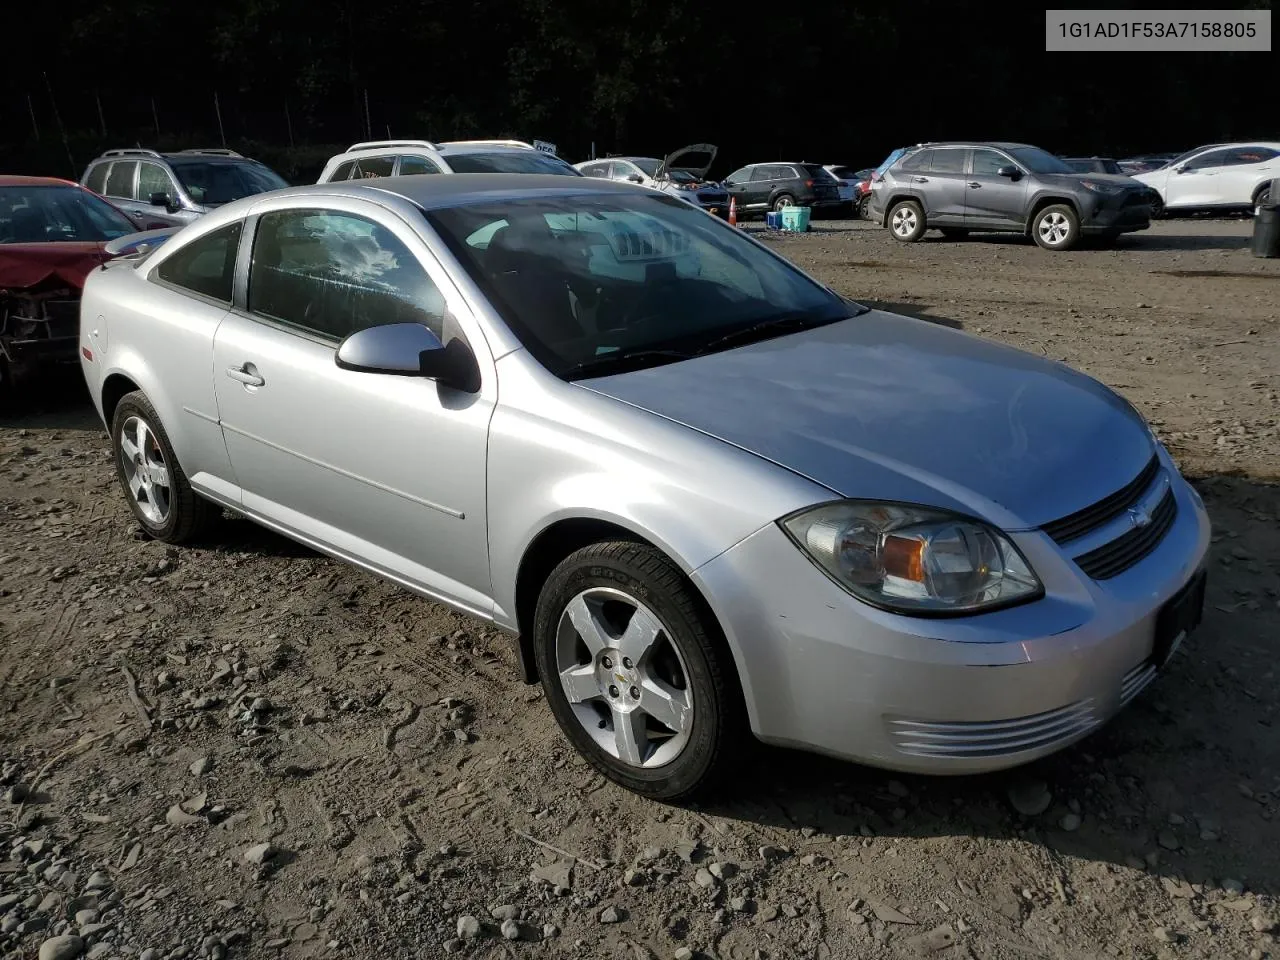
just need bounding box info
[1132,141,1279,217]
[316,139,581,183]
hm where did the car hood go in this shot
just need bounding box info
[657,143,717,181]
[1039,172,1143,190]
[581,311,1155,529]
[0,242,109,291]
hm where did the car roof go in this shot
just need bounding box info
[0,175,82,188]
[231,173,655,212]
[90,149,256,164]
[917,141,1037,151]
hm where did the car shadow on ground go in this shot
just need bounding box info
[1118,233,1253,252]
[696,472,1280,897]
[0,369,102,433]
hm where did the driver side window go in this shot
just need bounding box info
[248,210,445,342]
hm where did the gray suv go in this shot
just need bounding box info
[81,148,289,227]
[868,141,1154,250]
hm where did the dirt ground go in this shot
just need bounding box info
[2,217,1278,960]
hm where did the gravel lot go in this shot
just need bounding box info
[2,217,1278,960]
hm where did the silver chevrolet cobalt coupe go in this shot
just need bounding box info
[79,174,1209,799]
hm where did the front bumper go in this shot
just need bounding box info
[1080,192,1153,234]
[692,457,1210,774]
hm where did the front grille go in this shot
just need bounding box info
[1041,454,1159,545]
[887,698,1099,759]
[697,192,728,205]
[1123,191,1153,208]
[1120,660,1158,706]
[1074,488,1178,580]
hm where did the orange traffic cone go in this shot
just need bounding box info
[728,196,738,226]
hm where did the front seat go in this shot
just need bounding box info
[484,218,583,345]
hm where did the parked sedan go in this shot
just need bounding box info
[80,174,1209,799]
[1,176,144,397]
[869,141,1153,250]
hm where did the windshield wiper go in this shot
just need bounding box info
[561,348,692,380]
[693,310,858,357]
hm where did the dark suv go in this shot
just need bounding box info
[721,162,843,217]
[868,141,1154,250]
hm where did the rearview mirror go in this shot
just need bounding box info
[996,165,1021,180]
[336,322,479,392]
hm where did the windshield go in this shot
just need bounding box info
[445,152,581,175]
[875,148,908,175]
[0,185,137,244]
[168,159,289,206]
[426,193,853,379]
[1007,147,1074,174]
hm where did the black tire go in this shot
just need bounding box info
[1254,185,1270,215]
[1031,203,1080,251]
[771,193,796,213]
[1149,193,1165,219]
[111,390,220,543]
[533,540,742,801]
[887,199,926,242]
[938,227,969,239]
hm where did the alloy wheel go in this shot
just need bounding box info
[119,415,172,524]
[1037,211,1071,247]
[891,207,918,237]
[555,587,693,768]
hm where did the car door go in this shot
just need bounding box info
[211,197,497,615]
[746,165,782,210]
[964,147,1030,228]
[722,166,752,206]
[139,220,244,495]
[1214,146,1280,205]
[135,161,188,227]
[102,160,141,221]
[911,147,968,225]
[1164,147,1234,208]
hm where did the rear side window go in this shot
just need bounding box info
[899,150,932,172]
[1225,147,1278,165]
[85,164,109,194]
[930,149,967,173]
[154,221,243,304]
[329,160,356,181]
[104,161,137,199]
[351,156,395,178]
[398,155,441,175]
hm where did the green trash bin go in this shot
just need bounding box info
[781,206,811,232]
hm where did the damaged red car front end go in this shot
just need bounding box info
[1,176,143,397]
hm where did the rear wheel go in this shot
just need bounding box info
[111,390,221,543]
[771,193,795,212]
[1032,204,1080,251]
[888,200,926,242]
[533,541,741,801]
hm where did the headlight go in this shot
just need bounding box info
[1080,179,1121,194]
[780,501,1042,615]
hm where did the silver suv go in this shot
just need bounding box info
[316,139,581,182]
[81,148,289,227]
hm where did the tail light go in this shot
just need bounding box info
[805,179,814,187]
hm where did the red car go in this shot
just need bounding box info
[1,176,144,399]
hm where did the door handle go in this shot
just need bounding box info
[912,176,929,183]
[967,181,981,188]
[226,364,265,387]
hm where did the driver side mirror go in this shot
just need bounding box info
[149,191,181,213]
[335,322,480,393]
[996,165,1021,180]
[1174,165,1189,174]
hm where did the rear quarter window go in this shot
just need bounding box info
[85,164,109,194]
[329,160,356,181]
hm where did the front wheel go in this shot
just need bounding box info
[1032,204,1080,251]
[888,200,926,242]
[111,390,221,543]
[1149,193,1165,219]
[533,541,741,801]
[1254,186,1271,216]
